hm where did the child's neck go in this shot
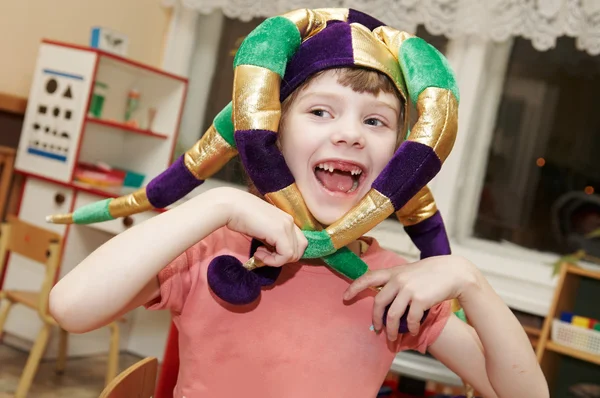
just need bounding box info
[346,239,367,257]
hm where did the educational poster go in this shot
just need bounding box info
[26,68,84,163]
[15,43,96,182]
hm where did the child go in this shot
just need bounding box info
[48,9,548,398]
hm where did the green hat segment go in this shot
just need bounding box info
[233,16,302,76]
[72,198,114,224]
[213,102,235,148]
[398,37,460,104]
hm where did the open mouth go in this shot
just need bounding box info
[313,160,366,194]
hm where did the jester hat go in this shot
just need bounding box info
[47,8,460,331]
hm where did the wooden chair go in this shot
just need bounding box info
[0,216,120,397]
[99,357,158,398]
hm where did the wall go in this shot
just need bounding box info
[0,0,170,98]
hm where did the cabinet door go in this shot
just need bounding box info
[18,177,74,234]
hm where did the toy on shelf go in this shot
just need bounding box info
[559,311,600,331]
[124,87,140,126]
[89,81,109,118]
[74,161,146,190]
[552,313,600,355]
[90,26,129,57]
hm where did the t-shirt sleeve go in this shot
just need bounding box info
[397,299,452,354]
[143,248,193,315]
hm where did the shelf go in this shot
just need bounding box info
[546,341,600,365]
[86,117,168,140]
[41,39,188,83]
[16,169,130,199]
[15,170,168,214]
[566,264,600,281]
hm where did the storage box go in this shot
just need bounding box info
[552,319,600,355]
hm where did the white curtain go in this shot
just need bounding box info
[163,0,600,55]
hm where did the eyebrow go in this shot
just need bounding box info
[298,91,400,114]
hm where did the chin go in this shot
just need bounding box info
[309,204,353,227]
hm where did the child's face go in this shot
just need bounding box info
[280,70,401,226]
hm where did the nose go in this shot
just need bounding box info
[331,119,365,149]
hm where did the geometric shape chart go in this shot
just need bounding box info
[27,68,84,163]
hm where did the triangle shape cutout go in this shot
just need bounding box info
[63,86,73,99]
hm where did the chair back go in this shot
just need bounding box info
[0,215,62,319]
[99,357,158,398]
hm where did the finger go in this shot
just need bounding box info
[371,283,399,332]
[344,270,393,300]
[287,222,300,262]
[385,289,411,342]
[294,227,307,262]
[406,301,425,336]
[273,225,296,263]
[254,246,288,267]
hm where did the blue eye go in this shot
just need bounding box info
[365,118,384,127]
[311,109,328,117]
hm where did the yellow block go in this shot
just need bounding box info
[572,315,590,328]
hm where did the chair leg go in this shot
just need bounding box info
[14,324,52,398]
[55,328,69,374]
[0,297,14,335]
[105,322,120,386]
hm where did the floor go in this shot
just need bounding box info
[0,343,144,398]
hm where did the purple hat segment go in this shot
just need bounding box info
[235,129,295,195]
[280,21,354,100]
[347,9,385,30]
[146,155,204,209]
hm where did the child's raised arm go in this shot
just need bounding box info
[344,256,549,398]
[49,187,306,334]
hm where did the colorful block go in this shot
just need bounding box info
[560,311,574,323]
[572,315,590,328]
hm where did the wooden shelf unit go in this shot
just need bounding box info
[535,263,600,391]
[2,39,187,360]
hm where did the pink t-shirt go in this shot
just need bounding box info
[146,227,450,398]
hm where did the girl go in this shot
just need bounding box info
[48,9,548,398]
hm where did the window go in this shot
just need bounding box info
[471,37,600,260]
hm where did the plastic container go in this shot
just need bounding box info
[124,87,140,122]
[89,81,108,118]
[552,319,600,354]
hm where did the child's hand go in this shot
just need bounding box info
[343,255,479,341]
[217,187,308,267]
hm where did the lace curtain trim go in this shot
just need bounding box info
[164,0,600,55]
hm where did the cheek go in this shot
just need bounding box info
[280,129,308,175]
[372,136,397,174]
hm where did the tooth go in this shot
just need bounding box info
[348,178,359,193]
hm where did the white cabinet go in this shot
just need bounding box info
[3,40,188,359]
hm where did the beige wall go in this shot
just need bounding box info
[0,0,171,98]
